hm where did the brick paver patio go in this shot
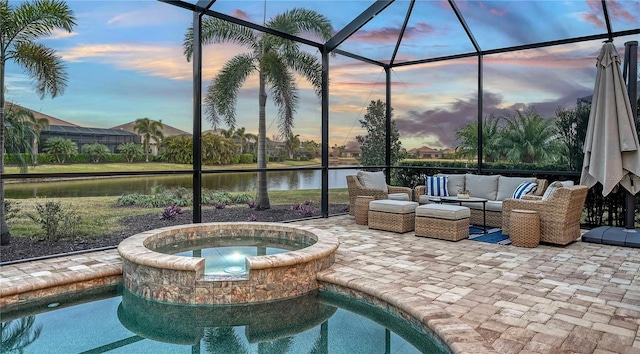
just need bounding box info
[2,215,640,353]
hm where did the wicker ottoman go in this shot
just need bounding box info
[355,196,375,225]
[368,200,419,233]
[509,209,540,247]
[415,204,470,241]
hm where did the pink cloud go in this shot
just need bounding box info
[352,22,436,43]
[231,9,251,22]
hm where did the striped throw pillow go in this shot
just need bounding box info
[512,182,537,199]
[425,176,449,196]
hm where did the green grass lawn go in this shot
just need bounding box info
[3,159,321,174]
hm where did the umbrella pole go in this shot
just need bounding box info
[623,41,638,230]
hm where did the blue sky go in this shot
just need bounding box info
[4,0,639,150]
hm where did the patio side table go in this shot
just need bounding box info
[509,209,540,247]
[355,196,375,225]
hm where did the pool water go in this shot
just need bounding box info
[155,236,309,275]
[1,286,449,354]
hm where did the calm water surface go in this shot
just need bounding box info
[0,287,448,353]
[5,169,357,199]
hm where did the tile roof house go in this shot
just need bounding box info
[408,146,444,159]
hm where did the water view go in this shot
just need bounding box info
[5,169,357,199]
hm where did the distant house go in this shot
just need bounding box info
[408,146,444,159]
[335,145,360,158]
[7,104,140,153]
[112,121,191,155]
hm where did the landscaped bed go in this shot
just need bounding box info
[0,204,348,263]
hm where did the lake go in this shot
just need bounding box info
[5,169,357,199]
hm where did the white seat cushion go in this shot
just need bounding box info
[416,204,470,220]
[465,174,499,200]
[418,194,437,204]
[357,171,388,192]
[460,200,501,211]
[369,200,418,214]
[388,193,410,201]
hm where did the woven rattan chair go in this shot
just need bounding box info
[346,175,412,216]
[502,185,588,245]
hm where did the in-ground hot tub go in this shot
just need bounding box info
[118,222,340,305]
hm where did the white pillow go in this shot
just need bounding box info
[357,171,388,192]
[512,182,537,199]
[559,180,574,187]
[425,175,449,196]
[542,181,564,200]
[496,176,536,200]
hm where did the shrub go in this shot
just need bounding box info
[117,142,144,163]
[238,153,254,164]
[214,202,226,209]
[212,192,233,204]
[161,205,183,220]
[26,200,81,241]
[231,193,253,204]
[43,137,78,163]
[247,214,257,221]
[4,200,21,223]
[247,201,256,209]
[81,143,111,163]
[290,200,316,217]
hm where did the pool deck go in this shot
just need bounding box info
[2,215,640,354]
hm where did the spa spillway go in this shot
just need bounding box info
[118,222,339,304]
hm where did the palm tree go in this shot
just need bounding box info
[133,117,164,162]
[234,127,250,154]
[0,0,76,245]
[500,108,562,164]
[1,317,42,353]
[454,114,503,162]
[30,116,49,164]
[4,105,38,170]
[184,9,333,210]
[284,133,300,160]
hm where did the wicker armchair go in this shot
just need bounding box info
[502,185,588,245]
[346,175,412,216]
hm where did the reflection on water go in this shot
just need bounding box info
[5,169,357,199]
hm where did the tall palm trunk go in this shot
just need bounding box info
[255,70,270,210]
[1,60,8,245]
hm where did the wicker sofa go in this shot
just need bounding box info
[414,174,548,228]
[502,185,588,245]
[346,174,412,216]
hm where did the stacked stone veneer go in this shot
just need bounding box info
[118,222,339,304]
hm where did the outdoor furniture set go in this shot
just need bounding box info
[348,172,588,247]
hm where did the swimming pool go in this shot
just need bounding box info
[1,286,449,353]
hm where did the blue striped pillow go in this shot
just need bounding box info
[425,176,449,196]
[512,182,537,199]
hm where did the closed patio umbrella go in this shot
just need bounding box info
[580,41,640,197]
[581,41,640,247]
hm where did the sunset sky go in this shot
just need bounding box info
[4,0,640,151]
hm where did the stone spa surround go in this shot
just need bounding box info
[118,222,340,305]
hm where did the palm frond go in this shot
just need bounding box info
[287,51,323,97]
[11,41,67,98]
[266,8,333,40]
[206,53,256,127]
[263,52,298,138]
[4,0,75,48]
[184,17,257,61]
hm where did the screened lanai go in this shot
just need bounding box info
[161,0,640,222]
